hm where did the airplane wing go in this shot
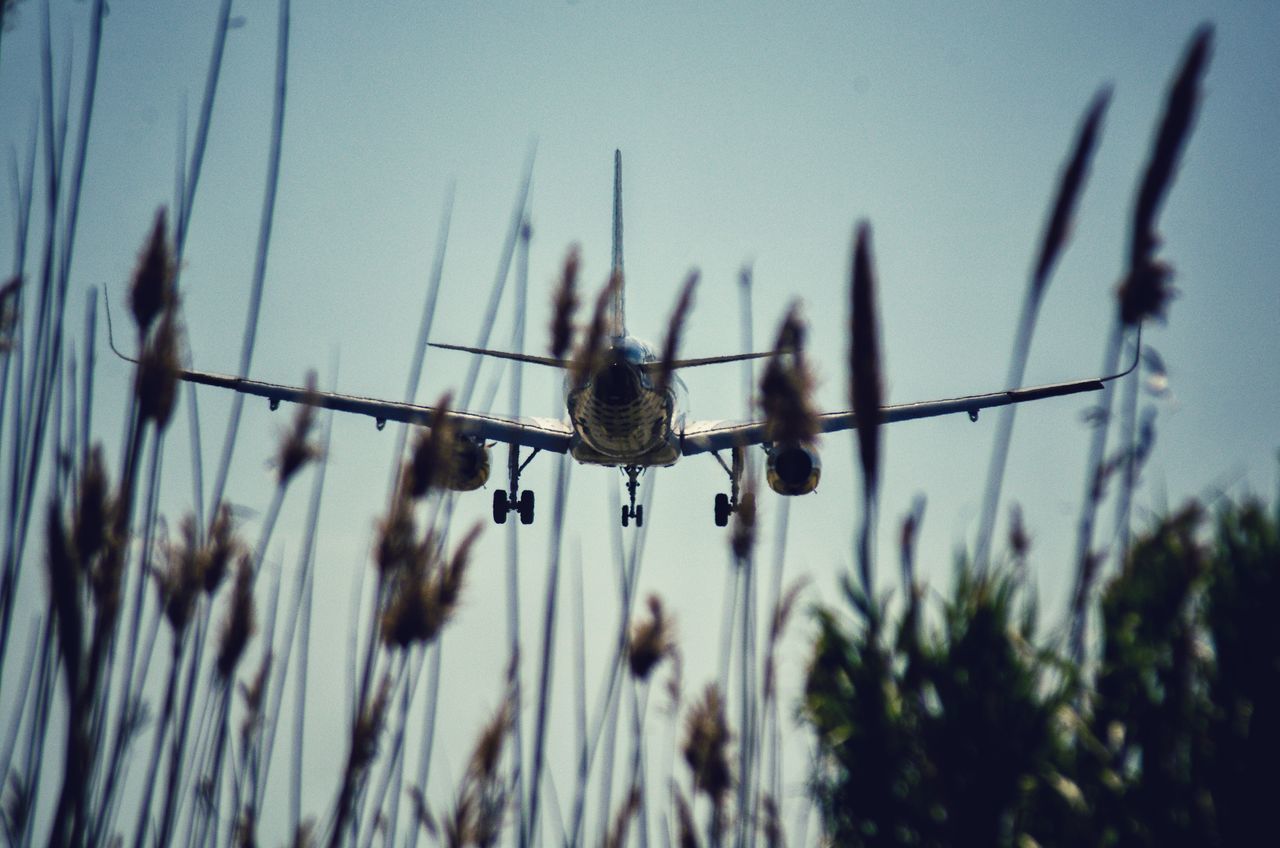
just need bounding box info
[679,375,1105,456]
[176,368,574,453]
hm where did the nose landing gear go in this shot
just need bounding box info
[620,464,644,527]
[493,444,538,525]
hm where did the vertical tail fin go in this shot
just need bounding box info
[610,149,626,337]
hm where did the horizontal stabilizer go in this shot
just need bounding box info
[429,342,570,368]
[643,350,782,371]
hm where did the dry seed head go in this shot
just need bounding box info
[673,784,700,848]
[572,272,620,389]
[216,554,255,681]
[237,652,272,751]
[135,310,182,431]
[444,700,513,845]
[130,208,175,336]
[765,577,809,702]
[1032,87,1111,299]
[683,683,732,804]
[468,698,511,784]
[664,645,684,716]
[203,501,242,594]
[1118,258,1176,326]
[45,500,83,681]
[381,523,478,649]
[1131,25,1213,272]
[380,525,434,648]
[549,246,580,359]
[408,393,455,496]
[850,222,884,500]
[655,269,699,396]
[628,594,673,681]
[381,553,429,649]
[435,522,480,619]
[730,476,758,562]
[290,821,316,848]
[352,674,392,774]
[769,577,809,645]
[759,304,817,445]
[275,372,320,485]
[898,497,926,593]
[155,514,204,633]
[233,810,257,848]
[75,445,111,569]
[443,792,475,848]
[761,794,784,848]
[603,786,642,848]
[0,275,20,351]
[1009,503,1031,563]
[376,486,419,576]
[407,786,438,838]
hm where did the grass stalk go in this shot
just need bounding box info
[458,145,535,412]
[383,186,453,501]
[526,452,572,844]
[506,216,530,847]
[174,0,233,257]
[206,0,290,524]
[285,411,333,836]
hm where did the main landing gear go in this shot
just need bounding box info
[620,464,644,528]
[493,444,539,525]
[712,446,746,527]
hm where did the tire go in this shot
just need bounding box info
[635,504,644,528]
[493,489,508,524]
[714,493,730,527]
[519,489,535,525]
[621,505,629,527]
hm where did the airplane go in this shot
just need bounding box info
[155,151,1132,529]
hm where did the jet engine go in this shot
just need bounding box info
[765,443,821,496]
[442,437,491,492]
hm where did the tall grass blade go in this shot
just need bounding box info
[207,0,290,524]
[458,144,535,411]
[975,88,1110,569]
[526,452,573,844]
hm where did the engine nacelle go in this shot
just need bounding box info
[443,437,490,492]
[765,443,821,496]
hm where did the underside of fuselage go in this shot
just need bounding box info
[566,343,681,467]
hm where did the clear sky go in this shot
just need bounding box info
[2,1,1278,843]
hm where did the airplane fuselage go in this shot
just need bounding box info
[565,336,685,467]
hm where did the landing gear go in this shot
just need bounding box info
[712,446,745,527]
[714,493,731,527]
[493,444,539,525]
[620,465,644,527]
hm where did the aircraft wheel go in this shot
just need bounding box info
[493,490,508,524]
[635,504,643,528]
[714,493,730,527]
[519,490,535,525]
[621,505,629,527]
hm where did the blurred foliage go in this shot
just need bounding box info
[804,494,1279,847]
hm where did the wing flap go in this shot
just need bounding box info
[680,375,1104,456]
[178,368,574,453]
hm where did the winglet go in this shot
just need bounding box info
[102,290,138,364]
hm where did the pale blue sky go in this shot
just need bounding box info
[2,1,1278,842]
